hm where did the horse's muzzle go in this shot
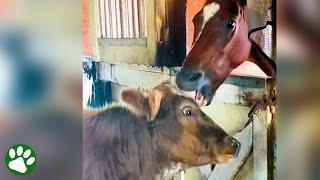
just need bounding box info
[176,70,203,91]
[176,70,213,105]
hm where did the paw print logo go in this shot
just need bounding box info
[4,144,37,175]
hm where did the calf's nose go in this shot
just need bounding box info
[231,138,241,157]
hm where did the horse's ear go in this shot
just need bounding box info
[121,88,151,120]
[238,0,247,6]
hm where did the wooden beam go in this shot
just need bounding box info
[98,37,147,46]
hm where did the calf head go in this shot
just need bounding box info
[122,81,240,168]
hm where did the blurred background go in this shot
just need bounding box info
[0,0,82,179]
[277,0,320,179]
[0,0,319,179]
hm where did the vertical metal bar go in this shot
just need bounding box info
[107,0,113,38]
[121,0,129,38]
[94,0,102,38]
[132,0,140,38]
[137,0,141,37]
[105,0,111,38]
[127,0,134,38]
[137,0,146,37]
[141,0,146,37]
[99,0,106,38]
[119,0,125,38]
[115,0,122,38]
[103,0,108,38]
[110,0,117,38]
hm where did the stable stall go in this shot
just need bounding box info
[83,0,276,179]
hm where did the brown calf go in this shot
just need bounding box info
[83,81,240,180]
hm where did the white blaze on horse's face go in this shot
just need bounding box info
[193,2,220,45]
[203,2,220,25]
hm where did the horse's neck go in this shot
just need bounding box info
[249,41,276,77]
[245,4,276,77]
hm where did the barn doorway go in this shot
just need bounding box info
[155,0,187,67]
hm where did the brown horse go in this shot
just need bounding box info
[176,0,276,105]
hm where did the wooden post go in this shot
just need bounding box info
[253,110,269,180]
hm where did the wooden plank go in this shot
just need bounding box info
[253,111,268,180]
[97,62,113,81]
[208,122,253,180]
[234,153,253,179]
[214,83,267,106]
[173,171,181,180]
[198,164,213,179]
[110,63,171,90]
[98,38,147,46]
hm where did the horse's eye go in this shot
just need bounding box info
[182,106,193,116]
[227,20,236,30]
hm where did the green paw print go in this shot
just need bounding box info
[5,144,37,175]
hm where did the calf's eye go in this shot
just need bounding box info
[182,106,193,116]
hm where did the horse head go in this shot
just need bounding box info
[176,0,276,105]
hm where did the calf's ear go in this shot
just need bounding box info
[148,88,163,121]
[121,88,150,119]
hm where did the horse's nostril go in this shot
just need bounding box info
[187,72,202,81]
[176,70,206,92]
